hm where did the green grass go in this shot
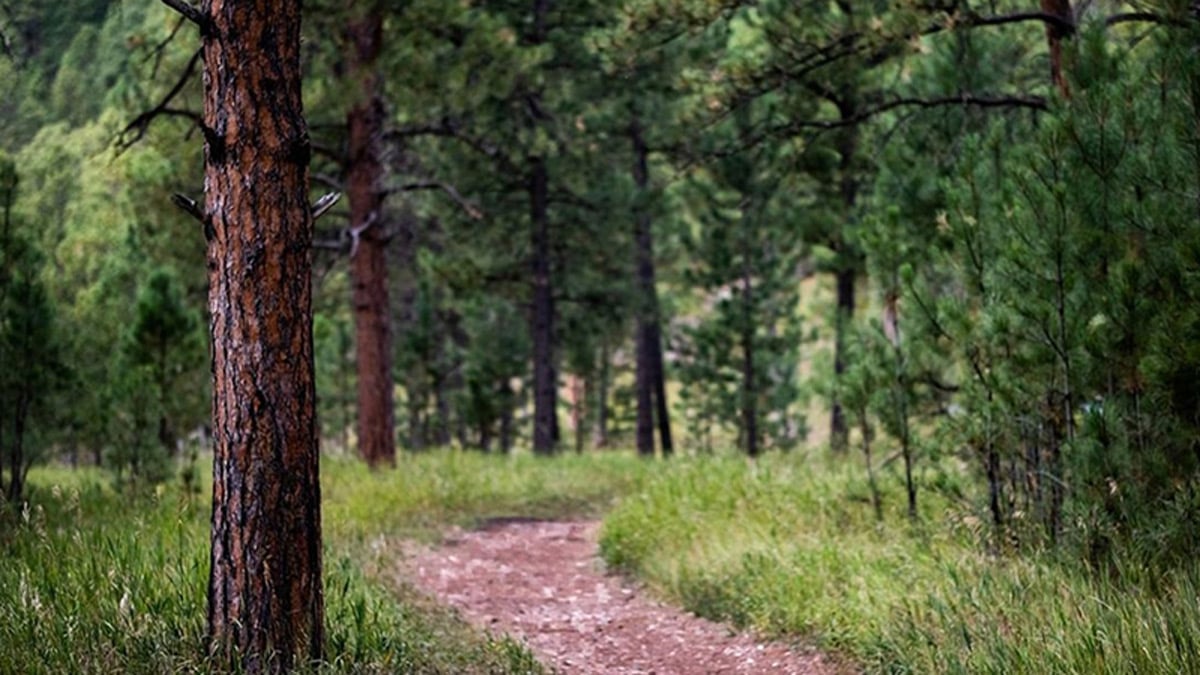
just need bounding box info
[10,449,1195,673]
[599,453,1200,674]
[0,450,654,674]
[322,450,653,543]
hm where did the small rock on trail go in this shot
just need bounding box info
[399,519,834,675]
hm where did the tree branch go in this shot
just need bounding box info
[775,93,1047,133]
[957,11,1074,34]
[311,192,341,221]
[118,48,203,151]
[159,0,208,30]
[388,180,484,220]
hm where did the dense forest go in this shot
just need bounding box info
[3,1,1200,672]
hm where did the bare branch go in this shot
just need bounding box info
[798,93,1050,130]
[348,211,381,258]
[159,0,207,30]
[311,192,341,221]
[171,193,204,223]
[957,11,1074,34]
[146,15,187,78]
[171,193,214,242]
[118,48,203,151]
[387,181,484,219]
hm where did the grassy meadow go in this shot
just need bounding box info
[3,450,1198,673]
[0,453,652,674]
[599,454,1200,674]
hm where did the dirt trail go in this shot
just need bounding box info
[398,519,834,675]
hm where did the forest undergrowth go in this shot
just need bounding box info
[601,454,1200,674]
[0,452,653,674]
[4,450,1197,673]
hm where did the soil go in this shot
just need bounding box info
[398,518,836,675]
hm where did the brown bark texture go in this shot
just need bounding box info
[1041,0,1074,97]
[197,0,324,670]
[346,5,396,468]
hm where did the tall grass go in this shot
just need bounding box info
[2,454,636,673]
[322,450,653,542]
[599,453,1200,674]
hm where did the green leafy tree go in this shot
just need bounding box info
[121,266,202,457]
[0,154,65,504]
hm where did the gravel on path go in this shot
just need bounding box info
[399,519,835,675]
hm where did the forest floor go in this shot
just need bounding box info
[397,518,836,675]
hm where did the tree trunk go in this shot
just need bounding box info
[1041,0,1074,98]
[499,381,515,454]
[740,213,759,458]
[528,0,557,455]
[571,374,586,454]
[630,110,673,458]
[830,118,860,454]
[530,154,557,455]
[650,321,673,456]
[194,1,324,669]
[346,5,395,468]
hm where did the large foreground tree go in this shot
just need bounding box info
[163,0,324,670]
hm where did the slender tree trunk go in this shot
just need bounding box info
[650,322,673,456]
[830,119,860,454]
[530,154,557,455]
[631,112,657,457]
[740,212,759,458]
[192,1,324,669]
[527,0,557,455]
[346,4,395,468]
[499,382,515,454]
[830,267,855,452]
[630,110,673,457]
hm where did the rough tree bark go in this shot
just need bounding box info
[346,3,395,468]
[172,0,325,670]
[630,110,674,458]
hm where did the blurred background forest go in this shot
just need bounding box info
[4,1,1200,670]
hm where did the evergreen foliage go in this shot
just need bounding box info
[5,3,1200,669]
